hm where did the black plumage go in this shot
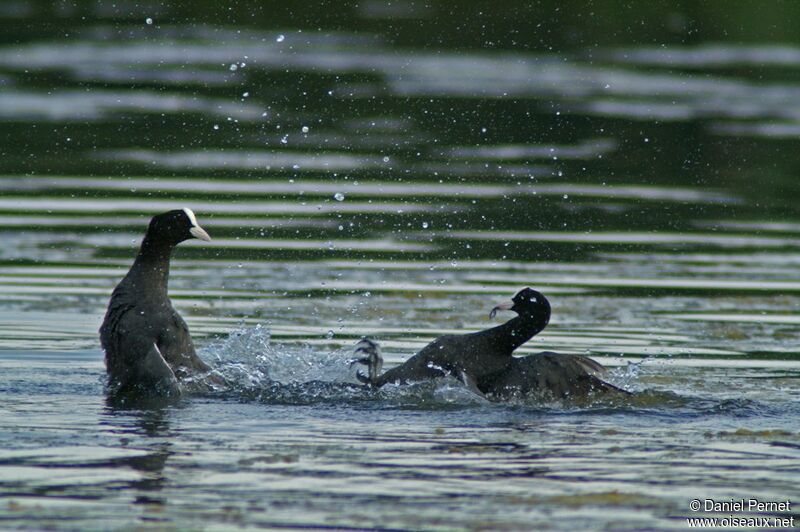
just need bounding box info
[353,288,628,399]
[479,351,627,400]
[100,208,215,397]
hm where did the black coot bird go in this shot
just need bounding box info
[352,288,627,400]
[100,208,216,397]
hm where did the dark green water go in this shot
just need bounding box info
[1,2,799,530]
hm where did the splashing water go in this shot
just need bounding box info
[195,325,671,410]
[203,324,355,386]
[197,324,505,406]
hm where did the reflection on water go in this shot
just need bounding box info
[609,44,800,68]
[0,89,266,121]
[101,407,174,506]
[1,2,800,530]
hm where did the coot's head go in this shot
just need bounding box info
[146,208,211,246]
[490,287,550,322]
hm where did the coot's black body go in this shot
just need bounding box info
[353,288,627,399]
[100,208,214,397]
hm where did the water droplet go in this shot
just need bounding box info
[334,192,345,201]
[276,34,285,42]
[563,194,569,199]
[213,124,219,130]
[145,17,153,25]
[325,330,334,339]
[382,156,390,163]
[242,91,249,98]
[301,126,309,133]
[422,222,429,229]
[229,63,238,71]
[280,135,288,144]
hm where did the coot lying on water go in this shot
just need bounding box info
[100,208,218,397]
[352,288,628,400]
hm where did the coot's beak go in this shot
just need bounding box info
[189,225,212,242]
[489,300,514,319]
[183,208,212,242]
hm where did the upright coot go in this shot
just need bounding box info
[100,208,215,397]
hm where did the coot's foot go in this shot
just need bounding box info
[350,337,383,386]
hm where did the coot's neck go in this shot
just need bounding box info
[489,312,549,352]
[126,235,175,300]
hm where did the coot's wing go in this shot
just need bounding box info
[162,307,212,373]
[493,352,629,398]
[569,354,606,376]
[372,336,457,386]
[107,337,180,397]
[139,343,181,395]
[457,370,488,400]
